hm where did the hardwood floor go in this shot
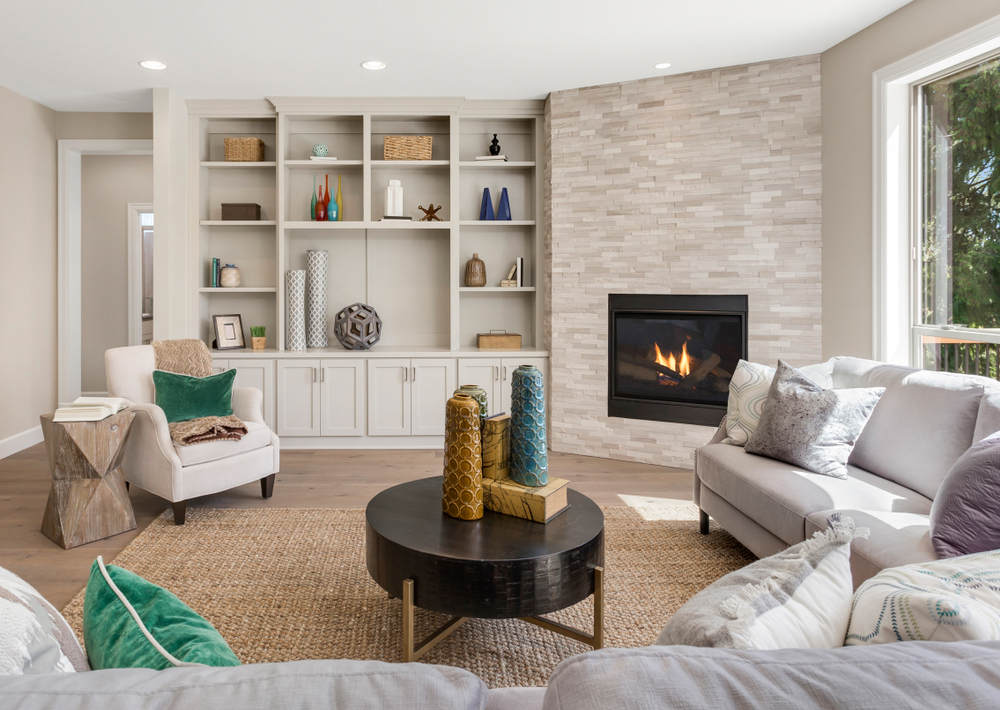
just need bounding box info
[0,444,692,608]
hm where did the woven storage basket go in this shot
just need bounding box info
[383,135,433,160]
[224,137,265,162]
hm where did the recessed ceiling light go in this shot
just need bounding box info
[361,60,387,71]
[654,62,672,70]
[138,59,167,71]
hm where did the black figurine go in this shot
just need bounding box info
[489,134,501,156]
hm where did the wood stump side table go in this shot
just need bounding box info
[39,410,137,549]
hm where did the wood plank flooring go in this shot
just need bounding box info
[0,444,692,608]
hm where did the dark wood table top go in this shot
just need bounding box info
[365,476,605,618]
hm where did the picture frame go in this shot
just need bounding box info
[212,313,246,350]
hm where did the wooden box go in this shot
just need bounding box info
[483,476,569,523]
[482,413,510,480]
[477,330,522,350]
[221,203,262,220]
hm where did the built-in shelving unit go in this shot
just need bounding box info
[189,98,544,354]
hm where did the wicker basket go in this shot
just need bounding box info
[383,135,433,160]
[224,137,265,162]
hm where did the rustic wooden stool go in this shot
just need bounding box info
[39,410,136,549]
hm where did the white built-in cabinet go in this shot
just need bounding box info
[457,357,547,415]
[275,359,365,437]
[368,359,456,436]
[213,358,276,430]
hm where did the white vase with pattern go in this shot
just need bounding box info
[305,250,329,348]
[286,269,307,351]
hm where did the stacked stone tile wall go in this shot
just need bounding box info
[545,55,822,468]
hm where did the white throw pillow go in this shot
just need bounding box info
[846,550,1000,646]
[657,514,865,649]
[723,359,834,445]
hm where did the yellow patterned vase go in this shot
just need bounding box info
[442,393,484,520]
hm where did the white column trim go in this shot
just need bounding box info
[872,16,1000,364]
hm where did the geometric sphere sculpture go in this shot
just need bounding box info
[333,302,382,350]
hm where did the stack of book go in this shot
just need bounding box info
[209,257,221,287]
[500,257,525,287]
[53,397,129,423]
[475,154,508,162]
[309,156,339,163]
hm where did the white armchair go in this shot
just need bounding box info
[104,345,280,524]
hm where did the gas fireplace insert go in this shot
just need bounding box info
[608,294,748,426]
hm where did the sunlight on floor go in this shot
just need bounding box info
[618,494,699,521]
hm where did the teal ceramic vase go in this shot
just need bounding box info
[510,365,548,487]
[455,384,488,425]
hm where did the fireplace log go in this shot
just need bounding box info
[618,355,682,382]
[680,353,722,389]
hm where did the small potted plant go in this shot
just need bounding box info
[250,326,267,351]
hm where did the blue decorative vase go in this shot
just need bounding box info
[510,365,548,487]
[496,187,512,220]
[479,187,495,220]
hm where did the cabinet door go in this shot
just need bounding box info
[320,359,365,436]
[276,359,321,436]
[499,358,549,414]
[211,359,229,374]
[228,358,276,430]
[367,359,411,436]
[457,358,501,416]
[410,359,457,436]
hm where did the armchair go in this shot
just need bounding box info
[104,345,280,524]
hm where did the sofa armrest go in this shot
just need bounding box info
[231,386,264,424]
[127,403,180,467]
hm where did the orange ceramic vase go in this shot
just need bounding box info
[442,393,484,520]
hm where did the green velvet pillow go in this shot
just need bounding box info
[82,557,240,670]
[152,368,236,423]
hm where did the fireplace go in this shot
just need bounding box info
[608,294,747,426]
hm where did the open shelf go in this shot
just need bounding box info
[200,220,277,227]
[285,159,363,168]
[459,220,536,227]
[284,221,451,230]
[460,287,536,293]
[199,287,277,293]
[371,160,450,168]
[459,161,535,168]
[285,115,363,162]
[201,161,277,168]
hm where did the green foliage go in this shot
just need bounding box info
[250,326,266,338]
[922,59,1000,328]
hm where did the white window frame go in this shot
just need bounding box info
[873,15,1000,365]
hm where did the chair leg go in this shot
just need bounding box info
[172,501,187,525]
[699,509,710,535]
[125,481,130,492]
[260,474,276,499]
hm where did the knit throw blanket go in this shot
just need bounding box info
[153,339,247,446]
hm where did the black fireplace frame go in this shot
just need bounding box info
[608,294,748,426]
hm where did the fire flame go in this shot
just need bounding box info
[654,341,691,377]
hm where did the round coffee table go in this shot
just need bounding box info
[365,476,605,661]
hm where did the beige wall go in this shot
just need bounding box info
[821,0,1000,358]
[56,112,152,140]
[80,155,153,392]
[0,87,57,443]
[547,56,823,467]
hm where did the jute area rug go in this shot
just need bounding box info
[62,504,753,688]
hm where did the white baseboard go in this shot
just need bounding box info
[0,425,43,459]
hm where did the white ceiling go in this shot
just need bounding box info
[0,0,911,112]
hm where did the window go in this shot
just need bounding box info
[915,55,1000,377]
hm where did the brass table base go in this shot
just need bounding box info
[400,566,604,662]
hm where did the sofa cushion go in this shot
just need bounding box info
[931,433,1000,558]
[805,509,936,587]
[0,566,88,674]
[698,443,932,545]
[542,642,1000,710]
[837,363,985,500]
[174,421,271,467]
[153,368,236,423]
[973,390,1000,442]
[0,658,489,710]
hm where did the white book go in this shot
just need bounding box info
[516,257,524,287]
[474,155,508,161]
[308,156,339,162]
[53,396,129,422]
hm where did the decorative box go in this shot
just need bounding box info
[477,330,522,350]
[482,476,569,523]
[221,203,262,220]
[383,135,433,160]
[482,414,511,480]
[223,137,264,162]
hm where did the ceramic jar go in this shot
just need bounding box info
[455,384,488,424]
[312,143,329,157]
[442,393,484,520]
[464,253,487,287]
[220,264,241,288]
[510,365,548,487]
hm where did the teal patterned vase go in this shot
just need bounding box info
[455,384,488,425]
[510,365,548,486]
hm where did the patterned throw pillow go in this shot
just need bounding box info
[846,550,1000,645]
[724,359,836,445]
[0,565,88,674]
[657,514,865,649]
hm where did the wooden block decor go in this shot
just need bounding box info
[482,414,510,480]
[39,411,137,549]
[442,394,484,520]
[483,476,569,524]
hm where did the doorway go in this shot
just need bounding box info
[128,205,154,345]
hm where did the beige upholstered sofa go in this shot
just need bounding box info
[696,356,1000,586]
[105,345,280,524]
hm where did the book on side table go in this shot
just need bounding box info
[53,396,129,422]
